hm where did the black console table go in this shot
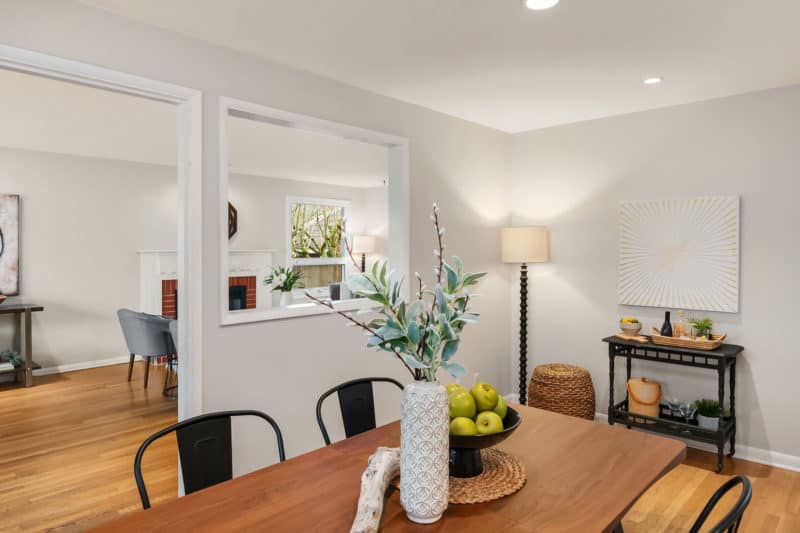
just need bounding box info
[0,303,45,387]
[602,335,743,472]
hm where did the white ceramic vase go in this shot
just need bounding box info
[400,381,449,524]
[279,291,293,307]
[697,413,719,430]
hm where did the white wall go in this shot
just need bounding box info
[0,0,512,473]
[228,174,388,267]
[0,147,177,368]
[510,85,800,457]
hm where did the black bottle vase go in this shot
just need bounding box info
[660,311,673,337]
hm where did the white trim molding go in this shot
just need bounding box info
[218,97,410,326]
[0,44,204,422]
[32,356,140,377]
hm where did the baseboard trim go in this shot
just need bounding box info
[33,355,143,376]
[593,412,800,473]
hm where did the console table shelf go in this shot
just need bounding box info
[602,335,744,472]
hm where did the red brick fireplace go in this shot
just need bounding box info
[160,276,257,318]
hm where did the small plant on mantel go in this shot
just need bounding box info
[264,266,305,293]
[306,203,486,382]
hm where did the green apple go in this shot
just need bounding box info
[470,382,499,412]
[445,383,466,396]
[493,395,508,420]
[475,411,504,435]
[448,390,477,419]
[449,417,479,436]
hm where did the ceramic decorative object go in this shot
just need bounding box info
[697,413,719,430]
[400,381,449,524]
[279,291,293,308]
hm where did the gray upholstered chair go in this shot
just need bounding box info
[117,309,176,389]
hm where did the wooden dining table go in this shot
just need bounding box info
[93,404,686,532]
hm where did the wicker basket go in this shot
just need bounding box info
[527,363,595,420]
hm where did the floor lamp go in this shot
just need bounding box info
[352,235,377,273]
[502,226,549,405]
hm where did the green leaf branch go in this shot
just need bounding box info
[307,203,486,382]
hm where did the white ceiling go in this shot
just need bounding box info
[78,0,800,133]
[0,69,388,187]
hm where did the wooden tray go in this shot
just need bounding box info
[649,327,726,351]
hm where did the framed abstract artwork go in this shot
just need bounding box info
[618,195,740,313]
[0,194,20,296]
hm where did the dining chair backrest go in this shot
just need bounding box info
[117,308,175,357]
[134,410,285,509]
[689,475,752,533]
[315,377,404,445]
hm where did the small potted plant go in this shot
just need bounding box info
[694,398,721,430]
[264,266,305,307]
[689,317,713,339]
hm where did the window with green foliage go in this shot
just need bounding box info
[287,197,350,297]
[290,203,345,259]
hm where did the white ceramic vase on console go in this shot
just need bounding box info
[399,381,449,524]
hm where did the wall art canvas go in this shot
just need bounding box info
[618,195,740,313]
[0,194,20,296]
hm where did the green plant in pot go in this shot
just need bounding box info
[689,317,713,338]
[694,398,721,430]
[264,266,305,307]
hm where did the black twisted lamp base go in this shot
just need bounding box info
[519,263,528,405]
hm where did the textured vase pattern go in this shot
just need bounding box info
[400,381,449,524]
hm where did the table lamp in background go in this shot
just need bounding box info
[502,226,550,404]
[352,235,377,273]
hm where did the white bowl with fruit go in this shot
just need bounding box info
[446,382,522,478]
[620,317,642,335]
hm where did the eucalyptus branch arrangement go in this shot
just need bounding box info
[264,266,305,293]
[307,203,486,382]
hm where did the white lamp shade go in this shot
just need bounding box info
[501,226,549,263]
[352,234,377,253]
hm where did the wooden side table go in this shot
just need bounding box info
[603,335,743,472]
[0,303,45,387]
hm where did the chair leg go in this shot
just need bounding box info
[144,357,151,388]
[127,353,135,381]
[163,354,178,399]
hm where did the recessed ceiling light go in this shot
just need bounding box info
[643,77,663,85]
[524,0,560,10]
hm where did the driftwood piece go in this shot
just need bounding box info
[351,447,401,533]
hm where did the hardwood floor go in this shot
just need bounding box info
[1,365,798,532]
[0,363,177,532]
[625,448,800,532]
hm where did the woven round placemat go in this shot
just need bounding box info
[449,448,526,504]
[392,448,526,505]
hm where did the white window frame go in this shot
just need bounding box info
[285,196,351,299]
[218,97,410,325]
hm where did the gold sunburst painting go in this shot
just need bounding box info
[618,195,740,313]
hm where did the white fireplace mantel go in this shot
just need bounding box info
[138,249,275,314]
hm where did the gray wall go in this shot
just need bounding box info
[1,0,512,473]
[510,85,800,457]
[0,147,177,368]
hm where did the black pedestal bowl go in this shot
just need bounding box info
[448,407,522,478]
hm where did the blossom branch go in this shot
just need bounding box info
[305,291,418,379]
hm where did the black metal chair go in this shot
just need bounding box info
[316,377,403,445]
[689,475,752,533]
[134,410,286,509]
